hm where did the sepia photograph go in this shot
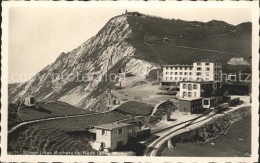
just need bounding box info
[1,1,259,162]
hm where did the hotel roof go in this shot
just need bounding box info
[193,59,220,62]
[178,97,203,101]
[179,80,214,83]
[94,122,131,130]
[163,64,193,67]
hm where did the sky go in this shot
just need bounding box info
[8,6,251,83]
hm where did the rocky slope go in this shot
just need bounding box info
[8,12,252,111]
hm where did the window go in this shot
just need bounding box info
[180,72,183,75]
[180,67,183,70]
[166,72,169,75]
[196,72,201,76]
[204,100,209,105]
[206,72,210,76]
[175,72,178,75]
[183,91,187,97]
[189,72,192,75]
[166,67,169,70]
[206,67,210,71]
[118,128,123,134]
[175,77,178,80]
[179,77,182,81]
[185,67,187,70]
[197,67,201,71]
[170,72,173,75]
[188,92,192,97]
[170,67,173,70]
[170,77,172,80]
[184,72,187,75]
[183,84,187,89]
[205,78,209,81]
[188,84,192,90]
[197,63,201,66]
[205,63,210,66]
[102,129,106,135]
[193,84,197,89]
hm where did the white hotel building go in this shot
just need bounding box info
[161,60,222,90]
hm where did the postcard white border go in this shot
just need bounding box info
[1,1,259,162]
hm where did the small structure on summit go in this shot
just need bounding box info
[125,10,141,17]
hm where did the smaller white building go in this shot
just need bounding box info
[179,81,214,98]
[94,122,131,151]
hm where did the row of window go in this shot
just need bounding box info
[101,128,123,135]
[165,67,192,70]
[196,62,221,66]
[165,71,211,76]
[214,67,221,71]
[196,72,210,76]
[165,72,192,75]
[183,91,196,97]
[196,67,211,71]
[165,77,211,81]
[165,77,193,81]
[182,84,198,90]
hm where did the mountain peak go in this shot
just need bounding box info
[9,13,251,112]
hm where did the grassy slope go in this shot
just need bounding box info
[8,109,128,154]
[17,101,92,121]
[8,122,98,155]
[126,16,251,72]
[8,102,155,154]
[162,114,251,157]
[115,101,154,116]
[8,104,22,129]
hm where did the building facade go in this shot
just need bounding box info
[179,81,224,109]
[95,122,131,151]
[162,60,222,85]
[179,81,214,98]
[178,97,203,114]
[192,61,222,82]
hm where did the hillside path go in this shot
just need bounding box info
[8,111,110,134]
